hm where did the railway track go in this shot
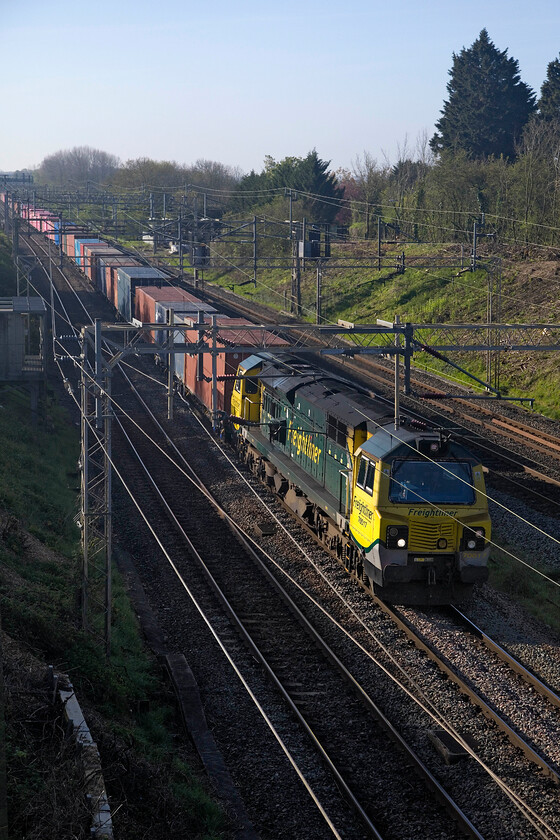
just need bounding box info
[111,362,483,840]
[377,601,560,784]
[115,360,555,837]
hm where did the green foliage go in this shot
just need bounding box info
[230,150,344,223]
[0,232,17,294]
[0,390,80,553]
[0,384,225,836]
[538,55,560,121]
[431,29,536,160]
[488,544,560,632]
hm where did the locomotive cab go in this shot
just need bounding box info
[230,354,265,427]
[349,424,491,604]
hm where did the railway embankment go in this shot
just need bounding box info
[0,235,226,840]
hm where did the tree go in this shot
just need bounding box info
[110,158,186,190]
[538,55,560,121]
[37,146,120,187]
[430,29,536,160]
[229,151,344,224]
[351,152,389,236]
[296,150,345,223]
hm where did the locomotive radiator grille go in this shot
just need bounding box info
[408,520,457,551]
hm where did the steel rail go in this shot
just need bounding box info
[376,600,560,786]
[115,363,485,840]
[451,607,560,711]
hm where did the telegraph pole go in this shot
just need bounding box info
[291,231,301,316]
[167,309,175,420]
[394,314,401,429]
[472,221,478,271]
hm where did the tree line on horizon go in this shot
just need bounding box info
[31,31,560,247]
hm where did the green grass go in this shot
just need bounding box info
[488,539,560,632]
[0,387,80,554]
[0,234,225,838]
[0,392,225,835]
[198,240,560,418]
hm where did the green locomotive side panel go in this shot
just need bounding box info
[286,396,325,484]
[261,383,358,515]
[325,435,351,503]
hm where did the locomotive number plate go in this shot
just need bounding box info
[413,556,434,563]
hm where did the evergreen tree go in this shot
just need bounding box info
[538,55,560,121]
[430,29,536,160]
[296,150,345,223]
[230,151,343,223]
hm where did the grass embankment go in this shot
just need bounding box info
[487,544,560,632]
[200,239,560,419]
[0,232,224,839]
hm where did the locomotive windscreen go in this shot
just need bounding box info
[389,460,475,505]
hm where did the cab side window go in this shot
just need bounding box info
[246,377,259,395]
[356,457,375,495]
[356,457,367,489]
[365,462,375,493]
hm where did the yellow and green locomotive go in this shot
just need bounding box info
[230,353,490,605]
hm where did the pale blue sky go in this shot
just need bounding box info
[2,0,559,175]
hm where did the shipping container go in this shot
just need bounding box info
[96,254,140,306]
[44,215,57,240]
[63,228,89,258]
[74,238,100,267]
[135,286,217,343]
[116,266,167,321]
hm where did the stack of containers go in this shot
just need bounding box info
[81,242,120,285]
[99,254,141,302]
[53,218,63,245]
[116,265,167,321]
[43,215,58,240]
[74,237,100,268]
[134,286,217,343]
[63,227,89,258]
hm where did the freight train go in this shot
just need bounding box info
[6,196,491,604]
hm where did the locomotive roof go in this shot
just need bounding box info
[358,424,437,460]
[243,354,395,430]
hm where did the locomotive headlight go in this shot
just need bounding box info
[437,538,448,550]
[462,527,486,551]
[386,525,408,549]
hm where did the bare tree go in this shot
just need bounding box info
[351,152,389,237]
[37,146,120,187]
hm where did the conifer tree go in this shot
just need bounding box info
[538,55,560,121]
[430,29,536,159]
